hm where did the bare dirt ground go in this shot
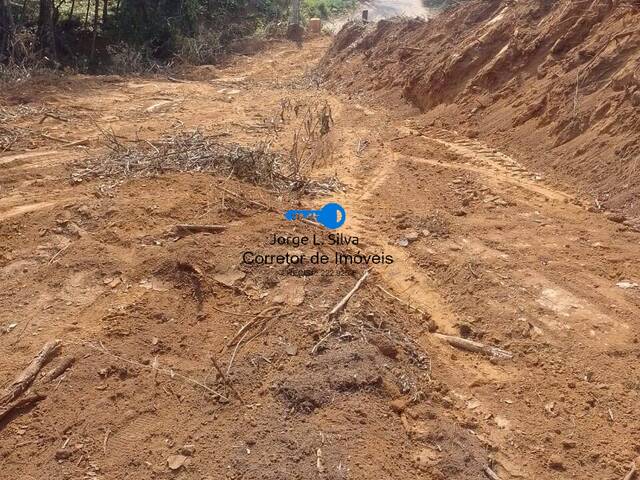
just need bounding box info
[1,31,640,480]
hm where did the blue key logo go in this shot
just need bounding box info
[284,202,346,229]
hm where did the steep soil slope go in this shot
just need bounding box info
[321,0,640,217]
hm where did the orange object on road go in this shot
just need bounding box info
[309,17,322,34]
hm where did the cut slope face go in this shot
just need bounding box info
[321,0,640,216]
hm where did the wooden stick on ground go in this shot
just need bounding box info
[433,333,513,359]
[483,465,503,480]
[0,340,61,406]
[42,357,76,383]
[376,284,427,316]
[0,393,47,423]
[623,458,639,480]
[328,270,370,319]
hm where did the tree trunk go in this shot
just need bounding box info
[90,0,99,61]
[0,0,14,61]
[68,0,75,19]
[102,0,108,27]
[37,0,57,60]
[84,0,91,27]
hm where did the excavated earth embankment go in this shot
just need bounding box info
[321,0,640,218]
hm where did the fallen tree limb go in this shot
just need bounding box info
[0,393,47,423]
[433,333,513,359]
[0,340,61,406]
[328,270,370,319]
[42,356,76,383]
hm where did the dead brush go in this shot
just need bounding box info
[72,128,342,195]
[286,100,335,176]
[0,125,23,152]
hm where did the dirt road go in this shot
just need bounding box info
[1,35,639,480]
[327,0,434,28]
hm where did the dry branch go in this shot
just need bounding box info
[0,393,47,423]
[42,357,76,383]
[328,270,370,319]
[72,129,342,196]
[433,333,513,359]
[0,340,61,406]
[376,284,427,316]
[483,465,503,480]
[171,224,227,237]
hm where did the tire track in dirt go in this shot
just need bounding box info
[406,127,574,204]
[0,200,61,221]
[330,143,545,478]
[328,119,640,479]
[334,148,459,332]
[336,124,579,336]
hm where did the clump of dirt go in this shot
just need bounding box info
[321,1,640,215]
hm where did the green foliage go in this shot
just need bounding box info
[2,0,353,69]
[303,0,356,20]
[114,0,289,57]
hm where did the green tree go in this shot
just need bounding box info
[0,0,14,60]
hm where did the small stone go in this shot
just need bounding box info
[180,444,196,456]
[562,439,577,449]
[77,205,91,216]
[405,231,420,242]
[548,454,565,470]
[605,212,626,223]
[453,209,467,216]
[167,454,187,470]
[55,448,72,460]
[285,344,298,356]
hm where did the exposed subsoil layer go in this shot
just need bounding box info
[1,9,640,480]
[321,0,640,217]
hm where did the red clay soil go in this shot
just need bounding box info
[1,11,640,480]
[320,0,640,218]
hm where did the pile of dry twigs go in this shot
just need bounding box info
[72,129,341,195]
